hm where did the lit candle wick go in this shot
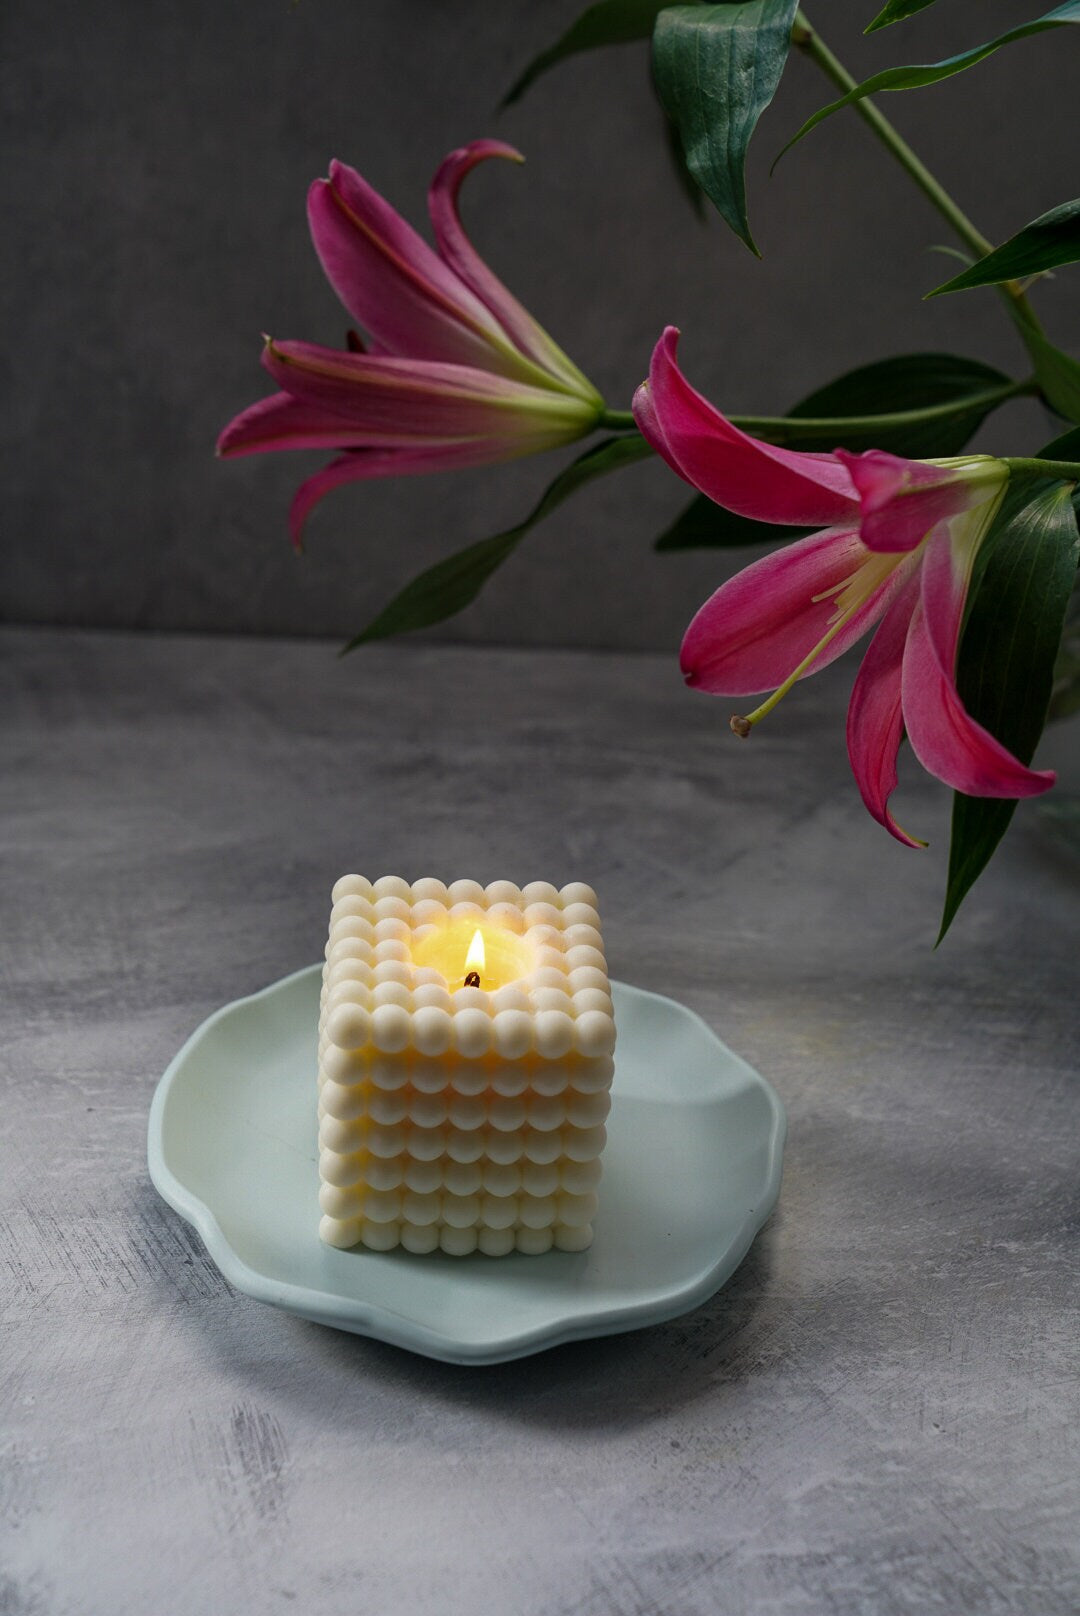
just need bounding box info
[463,928,485,991]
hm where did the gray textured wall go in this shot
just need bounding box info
[3,0,1078,651]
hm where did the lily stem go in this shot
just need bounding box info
[791,11,1046,339]
[1004,457,1080,481]
[598,408,639,431]
[599,382,1035,445]
[734,379,1033,445]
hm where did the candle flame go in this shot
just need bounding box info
[465,928,485,975]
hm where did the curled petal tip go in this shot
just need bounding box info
[890,821,929,850]
[452,138,525,167]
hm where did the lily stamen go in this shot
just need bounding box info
[731,610,853,732]
[731,555,908,735]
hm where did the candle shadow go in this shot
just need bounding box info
[135,1186,786,1431]
[272,1213,785,1430]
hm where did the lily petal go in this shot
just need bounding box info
[636,329,861,526]
[836,448,1006,554]
[263,340,597,446]
[216,391,380,457]
[428,142,601,402]
[682,526,901,695]
[845,569,926,848]
[287,439,538,551]
[631,367,676,466]
[901,527,1056,798]
[307,160,512,372]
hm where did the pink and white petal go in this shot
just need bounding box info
[845,571,927,848]
[900,535,1056,798]
[428,142,601,401]
[263,341,595,444]
[642,329,860,526]
[681,527,901,695]
[216,392,379,457]
[288,437,555,550]
[836,448,1005,554]
[307,162,510,371]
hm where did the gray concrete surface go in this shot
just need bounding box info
[2,624,1078,1614]
[4,0,1080,649]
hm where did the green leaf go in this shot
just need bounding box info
[780,352,1017,456]
[928,200,1080,296]
[653,0,801,253]
[778,2,1080,164]
[1038,425,1080,461]
[866,0,940,32]
[655,494,811,548]
[939,481,1080,940]
[736,354,1020,459]
[341,435,653,650]
[1048,581,1080,722]
[501,0,667,107]
[1039,426,1080,724]
[1020,327,1080,423]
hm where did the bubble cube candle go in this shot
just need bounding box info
[317,875,616,1256]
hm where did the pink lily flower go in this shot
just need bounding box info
[633,327,1055,846]
[218,141,604,548]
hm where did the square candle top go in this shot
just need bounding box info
[317,875,616,1256]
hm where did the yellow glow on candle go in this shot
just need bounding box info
[411,918,535,991]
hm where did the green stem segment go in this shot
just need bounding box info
[598,381,1033,445]
[735,380,1031,444]
[791,10,1046,339]
[598,408,639,431]
[1004,457,1080,481]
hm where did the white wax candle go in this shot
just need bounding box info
[316,875,616,1256]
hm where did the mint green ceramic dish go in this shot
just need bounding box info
[147,967,785,1364]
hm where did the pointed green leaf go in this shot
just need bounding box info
[1038,425,1080,461]
[778,2,1080,165]
[1040,428,1080,724]
[655,494,811,548]
[1049,582,1080,722]
[501,0,667,107]
[866,0,940,32]
[653,0,801,253]
[781,352,1017,456]
[928,200,1080,296]
[341,435,653,650]
[1020,327,1080,423]
[939,481,1080,940]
